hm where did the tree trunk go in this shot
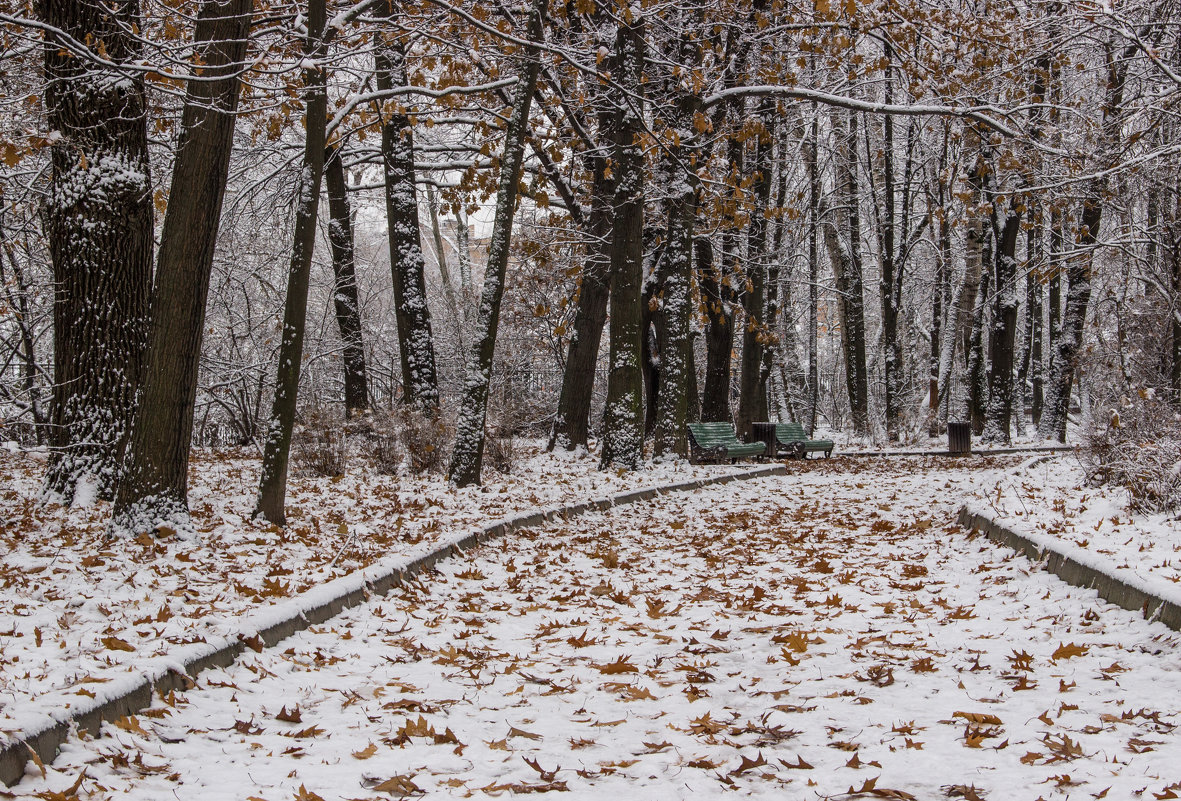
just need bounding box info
[829,108,869,435]
[599,17,646,470]
[806,110,821,433]
[651,43,699,458]
[547,128,613,452]
[698,236,734,424]
[447,0,546,487]
[254,0,329,525]
[982,202,1022,443]
[376,30,439,411]
[966,234,991,435]
[324,144,370,418]
[735,102,774,441]
[41,0,154,501]
[111,0,253,535]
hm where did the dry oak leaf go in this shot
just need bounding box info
[100,636,136,652]
[595,655,639,674]
[370,774,423,796]
[352,743,378,760]
[1051,642,1088,661]
[953,711,1002,726]
[276,705,302,723]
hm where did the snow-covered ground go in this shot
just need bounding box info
[12,455,1181,800]
[969,454,1181,609]
[0,443,749,732]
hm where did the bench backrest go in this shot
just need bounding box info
[688,422,741,447]
[776,422,808,442]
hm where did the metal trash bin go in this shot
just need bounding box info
[948,422,971,455]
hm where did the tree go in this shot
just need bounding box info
[598,14,646,470]
[111,0,254,534]
[40,0,153,501]
[448,0,546,487]
[375,17,439,412]
[324,143,370,417]
[254,0,330,525]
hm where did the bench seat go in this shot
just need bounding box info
[687,422,766,464]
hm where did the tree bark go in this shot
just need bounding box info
[324,144,370,418]
[598,16,646,470]
[254,0,329,525]
[982,202,1022,443]
[376,28,439,411]
[112,0,253,534]
[829,108,869,435]
[547,126,613,452]
[735,101,774,441]
[447,0,546,486]
[41,0,154,501]
[698,235,734,424]
[651,35,700,458]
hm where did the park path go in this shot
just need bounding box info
[17,457,1181,800]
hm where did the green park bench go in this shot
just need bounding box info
[755,421,835,459]
[687,422,766,464]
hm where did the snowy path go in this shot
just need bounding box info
[15,457,1181,800]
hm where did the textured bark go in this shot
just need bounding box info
[254,0,329,525]
[735,103,774,441]
[806,111,821,433]
[112,0,253,534]
[599,18,646,470]
[376,29,439,411]
[650,42,699,458]
[447,0,546,487]
[324,145,370,417]
[828,109,869,435]
[547,131,613,452]
[982,203,1022,443]
[1017,220,1044,431]
[41,0,153,501]
[1038,39,1132,442]
[698,236,734,424]
[966,236,991,435]
[877,41,902,442]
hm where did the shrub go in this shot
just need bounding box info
[292,408,347,477]
[1083,390,1181,515]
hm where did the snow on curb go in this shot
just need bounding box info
[957,504,1181,633]
[0,463,787,787]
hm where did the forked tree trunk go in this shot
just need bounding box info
[254,0,329,525]
[448,0,546,487]
[324,144,370,417]
[41,0,154,501]
[376,26,439,410]
[112,0,253,535]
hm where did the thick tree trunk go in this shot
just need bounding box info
[966,237,991,435]
[1018,220,1043,432]
[376,31,439,411]
[112,0,253,535]
[982,203,1022,443]
[599,18,646,470]
[324,144,370,418]
[41,0,154,501]
[254,0,329,525]
[547,134,613,452]
[651,60,699,458]
[447,0,546,487]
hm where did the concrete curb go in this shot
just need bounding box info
[840,445,1073,459]
[0,463,788,787]
[957,507,1181,632]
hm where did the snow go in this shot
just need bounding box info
[9,454,1181,799]
[966,454,1181,610]
[0,443,758,737]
